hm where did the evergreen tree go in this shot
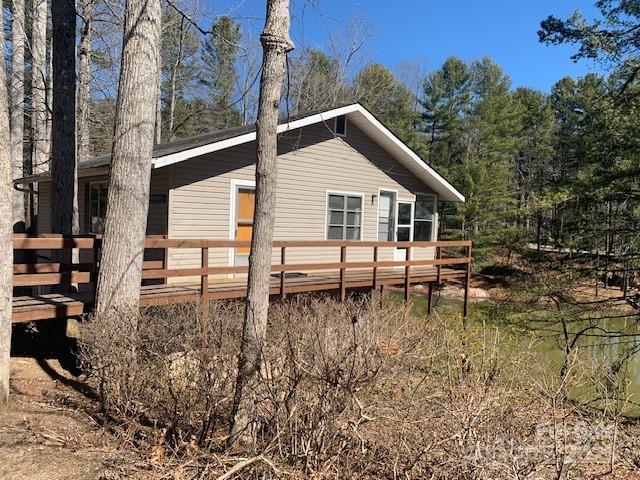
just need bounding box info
[201,16,241,129]
[421,57,471,171]
[161,7,203,139]
[539,0,640,92]
[353,63,419,148]
[511,87,555,250]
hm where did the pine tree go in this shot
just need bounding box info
[353,63,419,148]
[161,6,202,140]
[511,87,555,251]
[421,57,472,172]
[201,16,241,129]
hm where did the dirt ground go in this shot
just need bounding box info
[0,357,124,480]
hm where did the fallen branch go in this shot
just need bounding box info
[215,454,282,480]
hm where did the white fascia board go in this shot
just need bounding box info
[152,104,361,170]
[152,131,257,169]
[151,103,465,203]
[354,107,465,203]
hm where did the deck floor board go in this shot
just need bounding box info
[11,267,464,323]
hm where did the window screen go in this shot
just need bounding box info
[414,195,436,241]
[89,182,109,234]
[327,193,362,240]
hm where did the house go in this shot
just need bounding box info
[17,103,464,280]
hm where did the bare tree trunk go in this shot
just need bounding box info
[28,0,49,231]
[46,31,53,162]
[167,17,186,141]
[11,0,25,232]
[77,0,94,163]
[51,0,78,249]
[0,2,14,407]
[229,0,293,447]
[155,11,162,145]
[95,0,161,314]
[31,0,49,178]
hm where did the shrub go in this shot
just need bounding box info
[79,294,410,469]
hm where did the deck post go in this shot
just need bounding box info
[404,246,412,303]
[162,245,169,285]
[280,246,286,299]
[436,245,441,285]
[200,247,209,319]
[463,244,471,317]
[91,239,100,306]
[372,246,378,290]
[427,281,433,316]
[340,245,347,301]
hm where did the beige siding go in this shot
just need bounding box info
[167,122,437,276]
[35,122,437,282]
[37,170,169,236]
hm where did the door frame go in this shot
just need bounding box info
[394,199,415,261]
[376,188,398,242]
[228,178,256,266]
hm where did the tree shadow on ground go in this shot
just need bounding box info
[10,318,96,399]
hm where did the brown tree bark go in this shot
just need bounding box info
[11,0,25,232]
[31,0,49,176]
[95,0,161,314]
[155,9,163,145]
[229,0,293,446]
[167,16,186,141]
[51,0,78,246]
[77,0,94,163]
[0,2,14,407]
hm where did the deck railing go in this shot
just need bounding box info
[12,235,472,317]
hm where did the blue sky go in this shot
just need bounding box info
[207,0,603,91]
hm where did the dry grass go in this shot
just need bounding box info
[75,294,640,479]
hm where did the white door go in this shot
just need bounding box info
[394,201,413,262]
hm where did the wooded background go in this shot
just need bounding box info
[2,0,639,272]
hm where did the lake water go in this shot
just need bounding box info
[406,293,640,416]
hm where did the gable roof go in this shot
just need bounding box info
[17,103,465,202]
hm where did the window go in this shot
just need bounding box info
[414,194,436,241]
[396,202,413,241]
[378,190,396,241]
[335,115,347,136]
[326,193,362,240]
[88,182,109,234]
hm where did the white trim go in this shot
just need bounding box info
[395,200,414,261]
[324,190,365,241]
[414,193,438,242]
[228,179,256,267]
[148,103,464,203]
[375,188,398,242]
[152,104,360,169]
[334,115,347,137]
[355,107,464,202]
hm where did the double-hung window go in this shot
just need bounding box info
[88,182,109,234]
[326,193,362,240]
[413,194,436,241]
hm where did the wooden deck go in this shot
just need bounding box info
[11,235,472,323]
